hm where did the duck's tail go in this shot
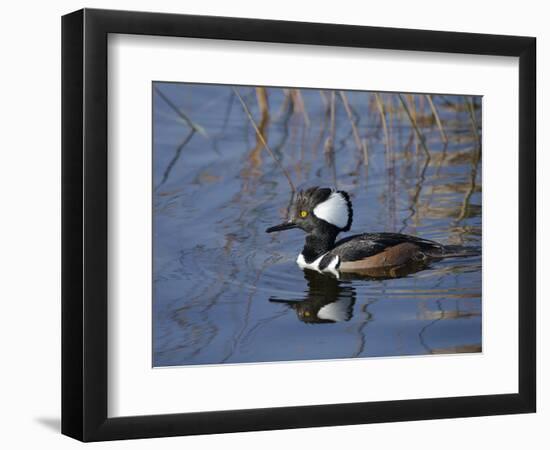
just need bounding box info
[439,244,481,258]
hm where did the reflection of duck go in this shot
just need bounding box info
[269,269,356,324]
[267,187,478,277]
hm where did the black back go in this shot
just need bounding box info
[328,232,445,262]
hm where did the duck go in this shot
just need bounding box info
[266,187,476,277]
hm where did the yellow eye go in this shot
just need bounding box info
[300,210,308,218]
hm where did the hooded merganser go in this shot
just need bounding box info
[266,187,476,277]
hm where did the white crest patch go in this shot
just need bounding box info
[313,192,349,229]
[317,298,352,322]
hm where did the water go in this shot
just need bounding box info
[152,83,482,367]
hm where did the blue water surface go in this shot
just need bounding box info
[152,83,482,367]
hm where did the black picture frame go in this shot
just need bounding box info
[62,8,536,442]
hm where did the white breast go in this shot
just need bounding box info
[296,253,324,270]
[296,253,340,276]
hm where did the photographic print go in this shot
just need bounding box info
[153,83,482,367]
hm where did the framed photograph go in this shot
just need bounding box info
[61,8,536,441]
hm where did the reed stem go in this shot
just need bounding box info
[154,86,206,136]
[374,93,391,153]
[426,94,448,144]
[398,94,430,160]
[233,87,296,193]
[465,96,480,143]
[339,91,366,157]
